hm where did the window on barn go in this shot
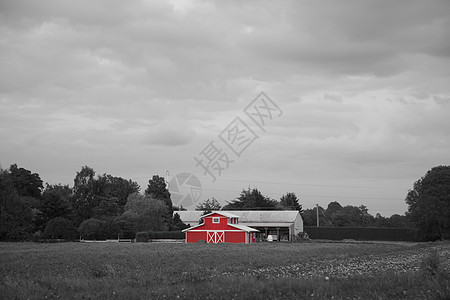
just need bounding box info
[212,217,220,223]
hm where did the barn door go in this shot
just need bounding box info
[207,231,224,243]
[207,232,215,243]
[216,231,224,243]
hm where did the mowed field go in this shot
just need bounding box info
[1,241,449,299]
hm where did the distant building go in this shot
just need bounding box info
[176,210,304,242]
[182,211,258,243]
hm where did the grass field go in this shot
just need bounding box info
[1,241,449,299]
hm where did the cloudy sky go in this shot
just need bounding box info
[1,0,449,216]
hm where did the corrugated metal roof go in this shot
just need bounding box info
[202,211,239,219]
[174,210,301,225]
[181,221,259,232]
[229,224,259,232]
[239,222,294,227]
[230,211,300,223]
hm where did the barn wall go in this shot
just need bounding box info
[294,214,303,235]
[203,214,229,229]
[186,231,206,243]
[225,231,246,243]
[203,215,242,231]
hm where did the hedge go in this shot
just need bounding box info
[135,232,150,242]
[148,231,185,240]
[304,226,419,242]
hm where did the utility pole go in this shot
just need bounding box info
[316,204,319,227]
[165,170,170,188]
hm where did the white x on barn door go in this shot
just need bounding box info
[207,231,224,243]
[216,232,224,243]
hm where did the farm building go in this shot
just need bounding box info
[182,211,258,243]
[176,210,303,241]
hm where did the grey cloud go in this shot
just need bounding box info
[1,0,449,215]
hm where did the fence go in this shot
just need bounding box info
[304,226,419,242]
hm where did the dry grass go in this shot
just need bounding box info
[1,241,449,299]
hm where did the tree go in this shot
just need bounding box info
[406,165,450,241]
[43,217,76,240]
[123,193,169,232]
[223,187,278,210]
[388,214,409,228]
[172,213,189,230]
[332,206,364,227]
[79,218,107,240]
[145,175,172,214]
[302,206,327,226]
[113,215,135,239]
[38,184,72,230]
[195,198,222,213]
[279,192,302,213]
[91,196,120,218]
[173,205,187,211]
[302,208,316,226]
[95,174,140,208]
[72,169,140,223]
[9,164,43,199]
[72,166,97,223]
[325,201,342,217]
[0,167,34,241]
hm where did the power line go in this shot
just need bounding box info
[131,174,409,203]
[196,177,408,190]
[131,174,409,191]
[200,187,404,201]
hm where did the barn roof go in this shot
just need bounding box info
[230,211,301,223]
[174,210,301,226]
[229,223,259,232]
[201,211,239,219]
[182,222,258,232]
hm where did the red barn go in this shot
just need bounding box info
[182,212,258,243]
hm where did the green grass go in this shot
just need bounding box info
[1,241,449,299]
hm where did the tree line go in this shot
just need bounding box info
[194,189,409,228]
[0,164,187,241]
[1,164,448,241]
[193,165,450,241]
[193,189,303,213]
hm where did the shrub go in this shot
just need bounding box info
[113,215,136,239]
[147,231,185,239]
[79,218,107,240]
[135,231,150,242]
[43,217,76,240]
[420,248,443,278]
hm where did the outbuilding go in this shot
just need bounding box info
[182,211,258,243]
[176,210,304,241]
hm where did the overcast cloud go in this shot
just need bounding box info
[1,0,449,215]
